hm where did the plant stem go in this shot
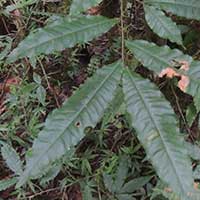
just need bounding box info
[120,0,125,64]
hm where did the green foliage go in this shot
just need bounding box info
[125,40,200,112]
[185,142,200,161]
[122,68,195,200]
[144,5,182,45]
[33,73,46,106]
[39,164,61,185]
[187,61,200,111]
[151,181,179,200]
[17,61,123,187]
[70,0,102,15]
[5,0,38,12]
[7,15,117,63]
[0,178,17,192]
[125,40,193,73]
[2,0,200,199]
[142,0,200,45]
[0,80,46,144]
[103,156,151,200]
[0,143,22,192]
[145,0,200,20]
[0,35,12,64]
[186,103,197,127]
[1,143,23,175]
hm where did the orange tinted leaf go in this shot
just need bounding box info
[178,75,190,92]
[194,182,199,190]
[159,67,179,78]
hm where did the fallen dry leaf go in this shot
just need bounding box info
[159,67,179,78]
[159,60,191,93]
[178,75,190,92]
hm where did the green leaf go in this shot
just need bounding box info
[0,36,12,61]
[16,60,123,187]
[151,181,179,200]
[102,86,125,127]
[117,194,134,200]
[0,178,17,192]
[125,40,192,73]
[145,0,200,20]
[103,173,115,193]
[114,156,129,192]
[187,61,200,111]
[7,15,117,63]
[36,86,46,106]
[82,184,93,200]
[103,156,129,194]
[185,142,200,161]
[122,68,195,200]
[121,176,152,193]
[1,143,23,175]
[70,0,102,15]
[5,0,37,12]
[33,73,42,84]
[193,165,200,179]
[40,164,61,185]
[125,40,200,112]
[144,5,182,45]
[186,103,197,127]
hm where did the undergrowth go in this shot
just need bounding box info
[1,0,200,199]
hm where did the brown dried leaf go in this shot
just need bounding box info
[159,60,191,93]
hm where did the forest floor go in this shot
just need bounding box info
[1,0,200,199]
